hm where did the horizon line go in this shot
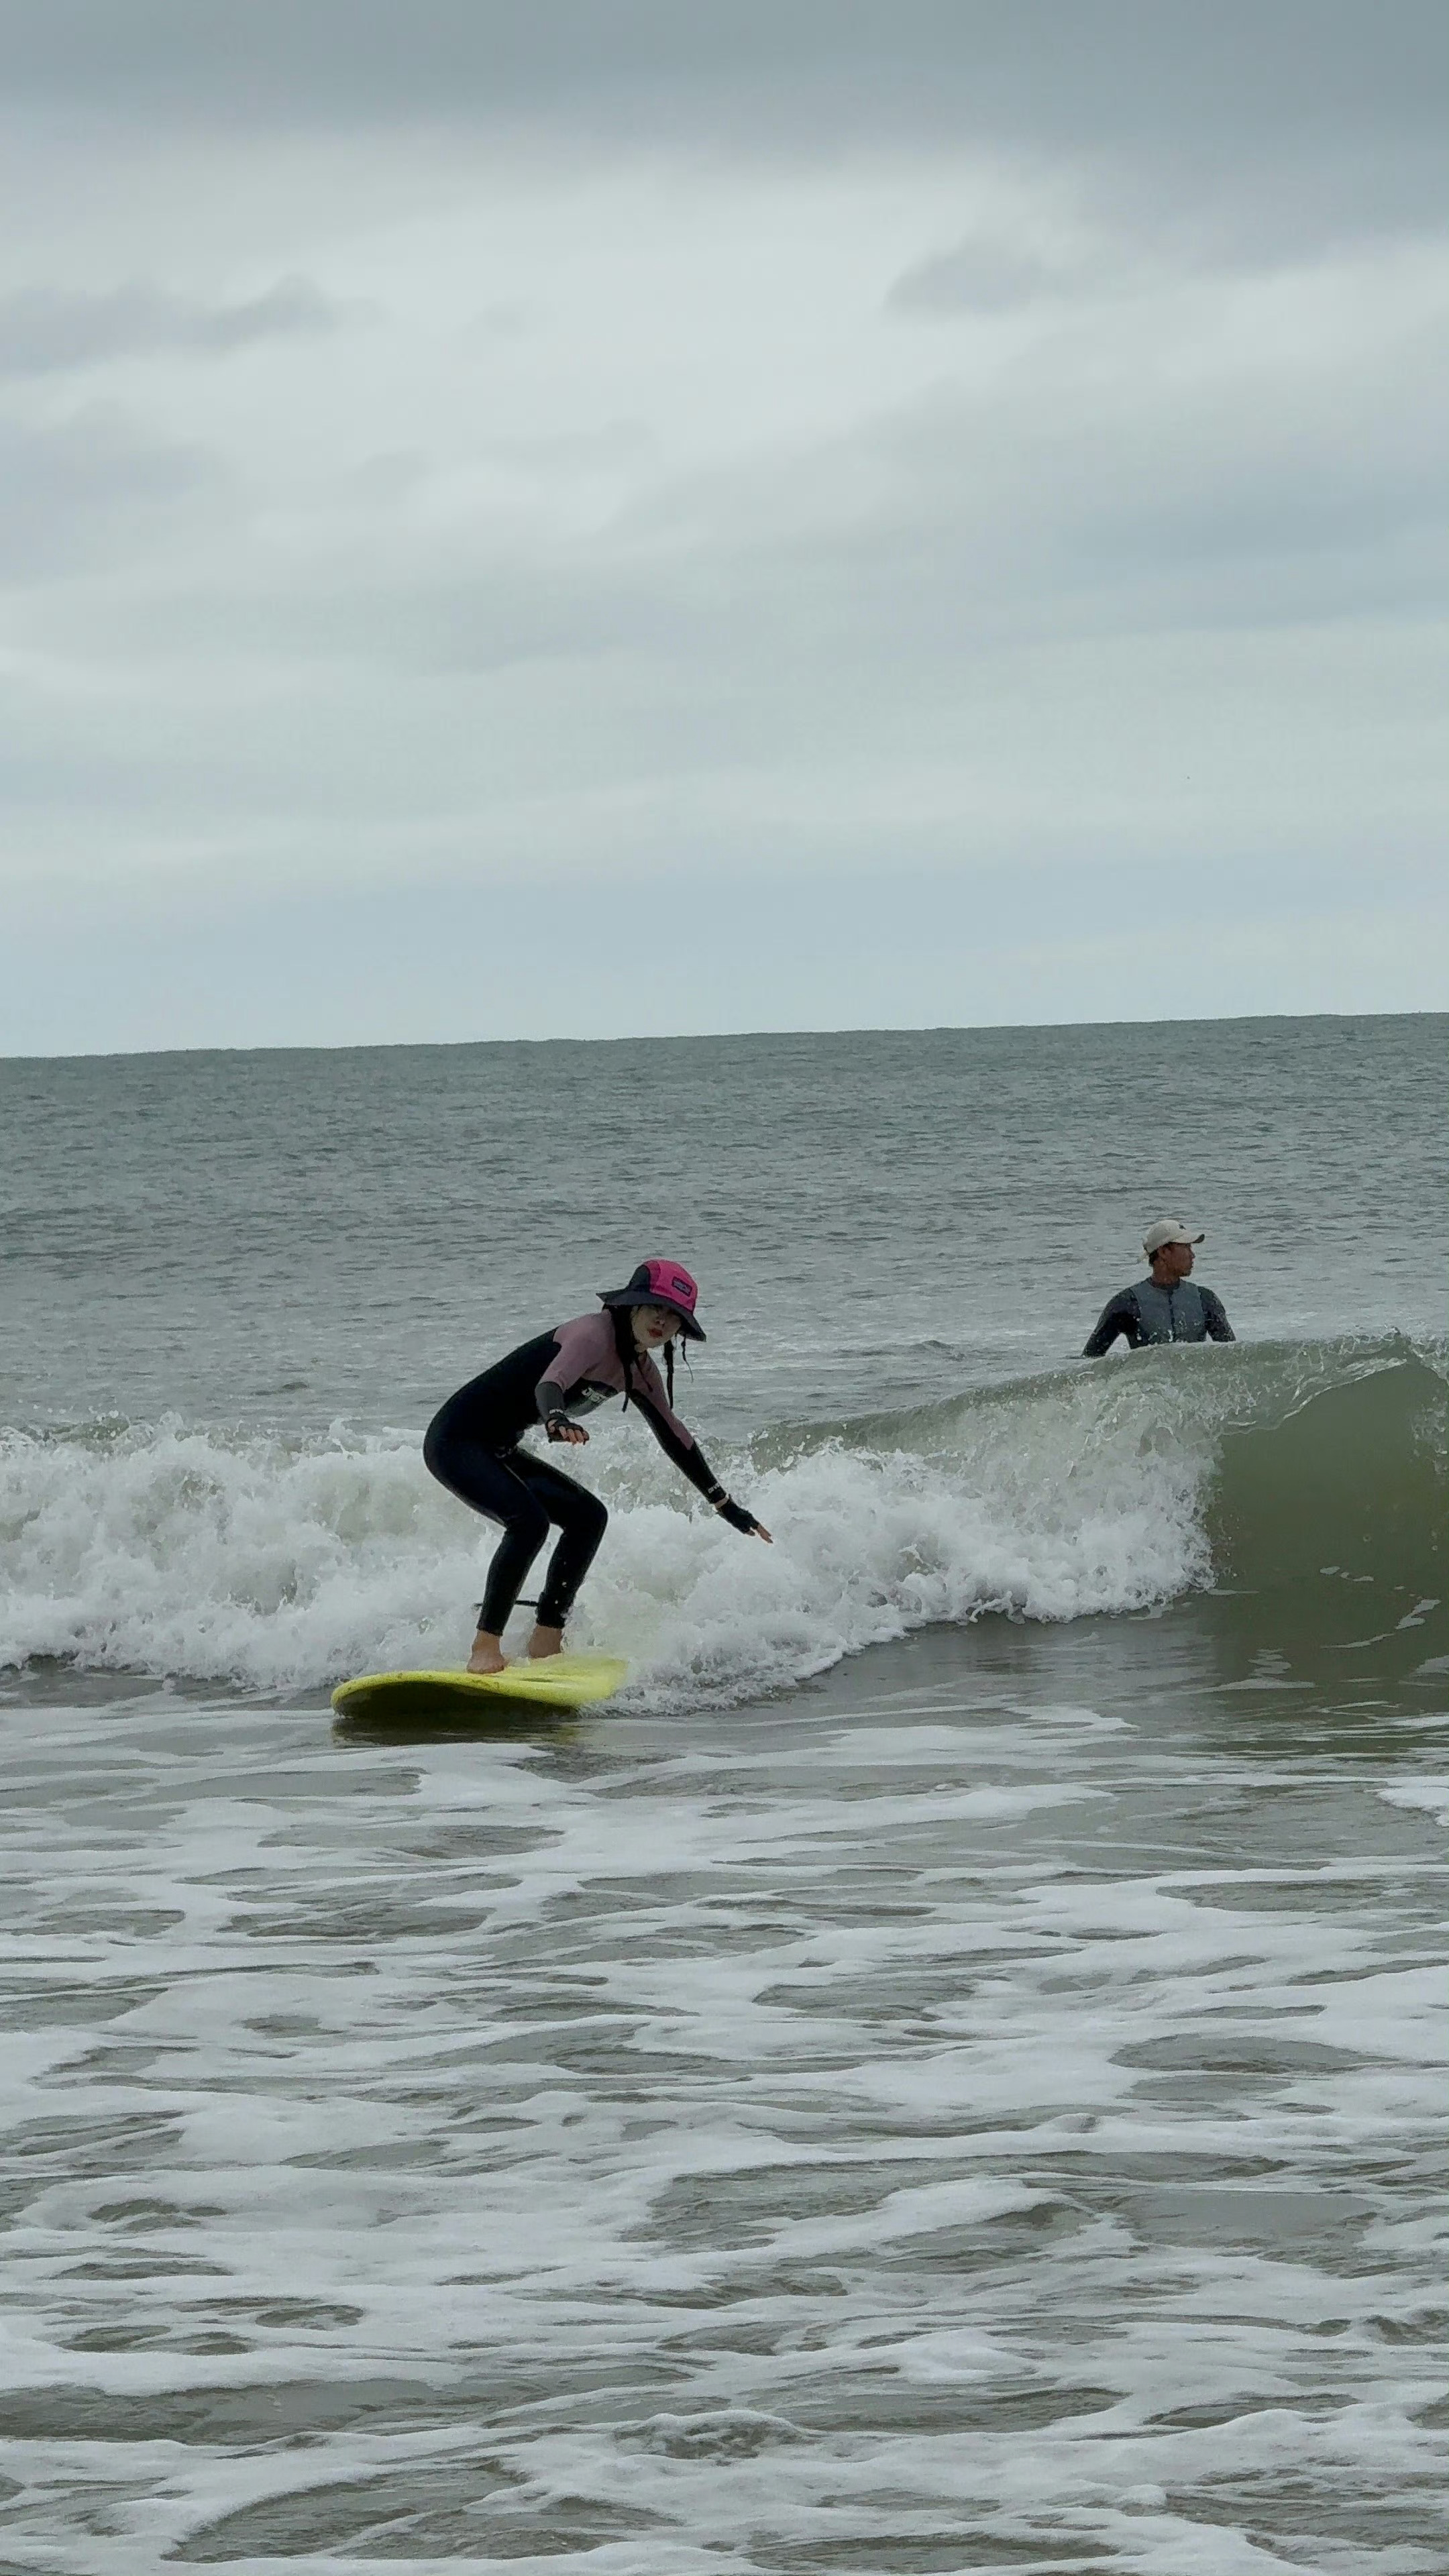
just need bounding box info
[2,1002,1443,1071]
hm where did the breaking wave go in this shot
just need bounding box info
[0,1336,1440,1707]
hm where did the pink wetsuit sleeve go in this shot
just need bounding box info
[533,1324,720,1500]
[629,1359,725,1501]
[535,1312,615,1411]
[635,1352,695,1450]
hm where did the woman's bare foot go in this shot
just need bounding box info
[466,1630,507,1675]
[527,1623,565,1661]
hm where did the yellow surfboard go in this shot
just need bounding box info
[331,1654,628,1723]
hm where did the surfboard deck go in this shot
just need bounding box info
[331,1654,628,1723]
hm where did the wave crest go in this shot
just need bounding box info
[1,1337,1440,1703]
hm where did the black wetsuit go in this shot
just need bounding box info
[424,1311,729,1633]
[1083,1277,1235,1356]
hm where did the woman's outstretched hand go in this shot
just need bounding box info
[716,1495,772,1542]
[545,1415,589,1446]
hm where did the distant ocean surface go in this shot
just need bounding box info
[1,1014,1444,2573]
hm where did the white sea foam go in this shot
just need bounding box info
[0,1364,1210,1698]
[0,1690,1441,2571]
[1377,1777,1449,1818]
[1,1338,1437,1701]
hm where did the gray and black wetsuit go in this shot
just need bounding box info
[424,1311,731,1633]
[1083,1277,1235,1357]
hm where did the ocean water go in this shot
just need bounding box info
[0,1013,1444,2573]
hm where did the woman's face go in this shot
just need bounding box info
[632,1303,684,1350]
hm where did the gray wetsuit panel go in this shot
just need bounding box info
[1083,1278,1234,1356]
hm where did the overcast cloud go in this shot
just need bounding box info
[1,0,1444,1053]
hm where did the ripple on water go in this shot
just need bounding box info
[0,1628,1444,2573]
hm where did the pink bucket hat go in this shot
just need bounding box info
[599,1258,706,1340]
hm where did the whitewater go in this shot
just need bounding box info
[1,1015,1444,2574]
[1,1335,1440,1708]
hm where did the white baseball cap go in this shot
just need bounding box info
[1143,1218,1205,1257]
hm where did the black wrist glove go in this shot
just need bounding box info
[716,1495,757,1534]
[544,1411,572,1440]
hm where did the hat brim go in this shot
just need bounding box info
[600,1286,705,1341]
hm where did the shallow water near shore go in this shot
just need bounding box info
[2,1611,1444,2573]
[1,1014,1445,2569]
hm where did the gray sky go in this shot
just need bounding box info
[1,1,1444,1053]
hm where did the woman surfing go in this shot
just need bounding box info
[423,1260,771,1674]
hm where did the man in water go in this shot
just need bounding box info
[1083,1220,1236,1356]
